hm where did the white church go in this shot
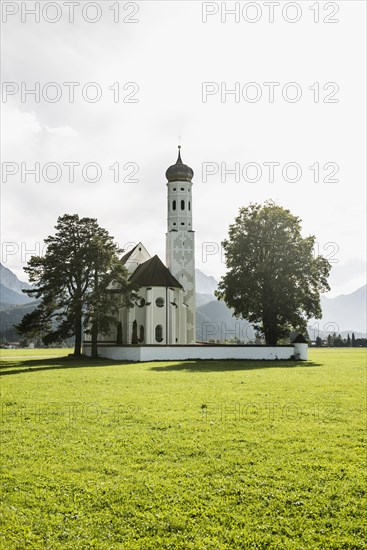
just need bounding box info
[84,148,308,361]
[115,146,196,346]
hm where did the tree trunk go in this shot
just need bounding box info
[74,310,82,356]
[264,329,277,346]
[263,311,278,345]
[116,321,123,345]
[91,323,99,358]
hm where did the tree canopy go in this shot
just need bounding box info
[215,201,331,345]
[16,214,136,356]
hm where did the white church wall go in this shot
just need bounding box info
[83,344,305,361]
[150,286,169,343]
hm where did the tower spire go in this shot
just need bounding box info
[166,146,194,182]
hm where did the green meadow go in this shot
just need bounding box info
[0,349,366,549]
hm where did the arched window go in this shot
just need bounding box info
[181,200,185,210]
[172,200,176,211]
[138,325,144,343]
[155,324,163,343]
[188,201,191,211]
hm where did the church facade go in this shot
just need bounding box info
[84,147,309,361]
[97,147,196,345]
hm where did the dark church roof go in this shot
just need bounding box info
[165,146,194,183]
[292,333,309,344]
[129,255,183,289]
[120,244,139,264]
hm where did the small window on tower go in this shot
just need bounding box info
[181,222,185,226]
[181,187,184,191]
[188,201,191,211]
[173,187,176,191]
[172,200,176,211]
[181,200,185,210]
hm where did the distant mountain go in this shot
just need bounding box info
[0,263,32,294]
[319,285,366,334]
[195,269,219,307]
[195,269,218,295]
[196,299,255,342]
[0,263,34,308]
[196,293,216,308]
[195,270,255,341]
[0,301,39,341]
[0,284,35,308]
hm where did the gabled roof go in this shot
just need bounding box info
[129,255,183,289]
[120,244,139,264]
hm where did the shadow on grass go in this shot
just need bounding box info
[150,360,322,372]
[0,355,322,376]
[0,355,129,376]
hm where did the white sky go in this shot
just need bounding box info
[1,0,366,298]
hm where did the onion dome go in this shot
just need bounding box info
[165,146,194,183]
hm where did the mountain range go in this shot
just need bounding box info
[0,263,365,342]
[0,263,34,308]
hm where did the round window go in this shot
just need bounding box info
[137,297,146,308]
[155,297,164,307]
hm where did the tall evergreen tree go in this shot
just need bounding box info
[352,333,356,347]
[16,214,136,357]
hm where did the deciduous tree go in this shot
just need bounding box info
[216,201,331,345]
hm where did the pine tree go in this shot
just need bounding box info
[16,214,136,357]
[315,336,323,347]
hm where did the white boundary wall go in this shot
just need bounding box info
[83,344,308,361]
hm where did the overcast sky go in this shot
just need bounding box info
[1,0,366,297]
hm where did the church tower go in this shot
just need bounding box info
[165,146,196,344]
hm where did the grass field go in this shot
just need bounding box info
[0,349,366,549]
